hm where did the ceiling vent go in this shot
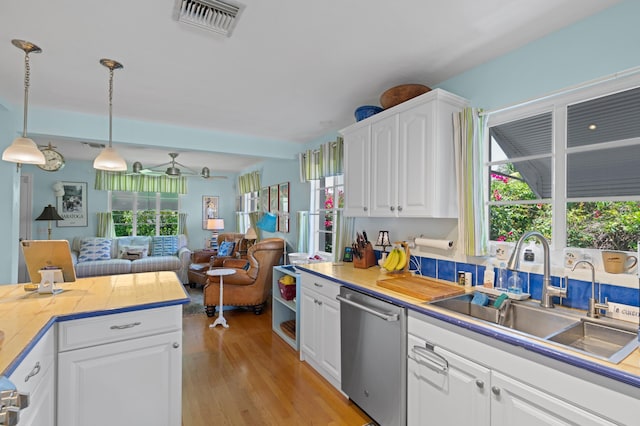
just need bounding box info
[175,0,244,37]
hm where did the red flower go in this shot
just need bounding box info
[594,210,601,218]
[493,189,502,201]
[497,236,506,242]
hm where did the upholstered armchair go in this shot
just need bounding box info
[187,233,247,287]
[203,238,284,316]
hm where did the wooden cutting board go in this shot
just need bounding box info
[376,275,465,301]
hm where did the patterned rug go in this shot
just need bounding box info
[182,285,205,316]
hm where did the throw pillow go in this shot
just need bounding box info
[119,245,148,260]
[151,235,179,256]
[78,238,112,263]
[217,241,235,257]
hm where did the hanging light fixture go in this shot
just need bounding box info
[2,40,46,167]
[93,58,127,171]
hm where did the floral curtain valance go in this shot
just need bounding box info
[298,137,343,182]
[94,171,188,194]
[238,170,261,194]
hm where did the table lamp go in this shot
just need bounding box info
[35,204,64,240]
[207,218,225,249]
[244,226,257,249]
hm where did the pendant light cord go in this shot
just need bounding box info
[22,52,31,138]
[108,67,114,148]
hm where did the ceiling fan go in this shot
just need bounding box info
[127,152,227,179]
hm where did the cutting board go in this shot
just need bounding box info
[376,275,465,302]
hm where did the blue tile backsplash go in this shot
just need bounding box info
[408,253,639,309]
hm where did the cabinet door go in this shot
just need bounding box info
[319,296,341,383]
[370,115,399,217]
[407,334,490,426]
[490,371,616,426]
[300,288,320,361]
[58,331,182,426]
[398,101,436,217]
[343,126,370,217]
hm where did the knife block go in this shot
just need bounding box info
[353,243,377,269]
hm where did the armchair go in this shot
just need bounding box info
[203,238,284,316]
[187,232,247,287]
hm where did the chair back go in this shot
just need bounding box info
[246,238,284,298]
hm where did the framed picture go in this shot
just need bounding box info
[202,196,219,229]
[278,181,289,232]
[57,181,88,227]
[269,185,279,213]
[259,187,269,213]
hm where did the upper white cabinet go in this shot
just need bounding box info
[341,89,468,218]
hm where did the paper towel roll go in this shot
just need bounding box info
[415,238,454,250]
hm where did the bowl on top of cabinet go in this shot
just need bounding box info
[380,84,431,109]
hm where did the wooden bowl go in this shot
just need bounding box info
[380,84,431,109]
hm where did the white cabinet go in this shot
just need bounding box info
[408,312,631,426]
[9,327,55,426]
[342,124,371,217]
[341,88,467,218]
[299,271,341,390]
[407,333,490,426]
[490,371,616,426]
[57,306,183,426]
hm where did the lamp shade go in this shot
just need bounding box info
[93,146,127,171]
[256,212,277,233]
[35,204,64,221]
[375,230,390,247]
[206,218,225,230]
[2,136,45,165]
[244,227,257,240]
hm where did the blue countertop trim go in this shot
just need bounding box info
[297,266,640,389]
[1,298,188,378]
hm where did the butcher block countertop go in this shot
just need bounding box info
[0,271,189,376]
[297,262,640,389]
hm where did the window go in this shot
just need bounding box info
[310,175,344,258]
[487,76,640,251]
[111,192,179,236]
[235,191,259,234]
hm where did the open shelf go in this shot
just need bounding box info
[272,265,300,350]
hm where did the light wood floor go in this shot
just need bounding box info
[181,301,372,425]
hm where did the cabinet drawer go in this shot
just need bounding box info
[301,274,340,301]
[9,328,55,395]
[58,306,181,352]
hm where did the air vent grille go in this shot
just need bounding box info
[176,0,244,37]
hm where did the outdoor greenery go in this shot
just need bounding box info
[113,210,178,237]
[489,165,640,251]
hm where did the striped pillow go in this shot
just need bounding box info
[151,236,179,256]
[78,238,112,263]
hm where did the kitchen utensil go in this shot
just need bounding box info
[601,250,637,274]
[376,275,465,301]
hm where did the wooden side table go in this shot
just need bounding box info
[206,268,236,328]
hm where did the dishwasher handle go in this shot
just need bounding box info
[336,295,399,321]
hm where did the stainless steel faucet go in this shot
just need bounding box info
[507,231,566,308]
[572,260,608,318]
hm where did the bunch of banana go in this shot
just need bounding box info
[382,247,407,271]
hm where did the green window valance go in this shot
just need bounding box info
[298,137,343,182]
[94,171,188,194]
[238,170,261,194]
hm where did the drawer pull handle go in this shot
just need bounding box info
[314,282,323,288]
[172,342,180,349]
[24,361,41,382]
[492,386,501,396]
[110,321,142,330]
[475,379,485,389]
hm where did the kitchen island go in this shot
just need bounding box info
[0,271,188,426]
[297,262,640,425]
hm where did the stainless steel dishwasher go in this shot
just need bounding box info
[337,286,407,426]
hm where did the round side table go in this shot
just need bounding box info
[206,268,236,328]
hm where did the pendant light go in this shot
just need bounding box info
[93,58,127,171]
[2,40,46,167]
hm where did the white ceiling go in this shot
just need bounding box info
[0,0,620,172]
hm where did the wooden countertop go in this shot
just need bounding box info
[0,271,189,376]
[297,262,640,388]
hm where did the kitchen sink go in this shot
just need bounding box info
[429,293,578,338]
[429,292,639,363]
[547,319,639,363]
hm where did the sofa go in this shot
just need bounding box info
[70,235,191,283]
[187,233,248,287]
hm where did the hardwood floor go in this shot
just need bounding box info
[181,303,372,425]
